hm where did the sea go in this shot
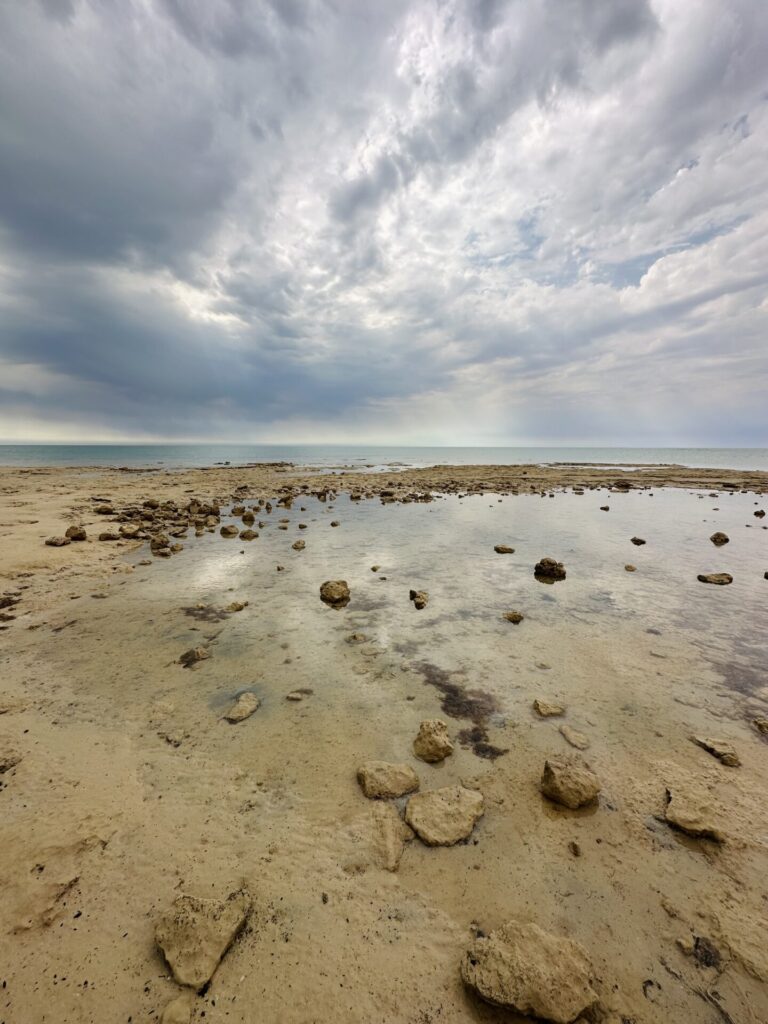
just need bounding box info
[0,444,766,471]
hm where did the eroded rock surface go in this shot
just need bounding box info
[461,920,597,1023]
[413,719,453,763]
[320,580,350,607]
[697,572,733,585]
[357,761,420,799]
[405,785,484,845]
[541,757,600,809]
[691,735,740,767]
[224,692,260,723]
[534,557,566,581]
[559,725,590,751]
[533,699,564,717]
[665,787,724,842]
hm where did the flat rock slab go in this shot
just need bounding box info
[559,725,590,750]
[541,757,601,809]
[461,920,597,1024]
[155,889,252,990]
[691,735,740,767]
[697,573,733,585]
[665,787,724,842]
[224,692,260,723]
[371,802,414,871]
[405,785,484,846]
[357,761,420,799]
[413,719,454,763]
[533,699,564,717]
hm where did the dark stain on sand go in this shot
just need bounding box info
[411,660,507,760]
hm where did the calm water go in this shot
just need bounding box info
[0,443,767,470]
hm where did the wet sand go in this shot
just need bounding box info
[1,462,767,1023]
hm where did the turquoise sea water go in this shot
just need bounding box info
[0,444,767,470]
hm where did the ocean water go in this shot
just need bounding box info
[0,443,767,471]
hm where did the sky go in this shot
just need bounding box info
[0,0,766,446]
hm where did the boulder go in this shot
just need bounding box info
[357,761,419,799]
[665,787,723,842]
[755,509,766,518]
[409,589,429,610]
[155,889,251,990]
[541,757,600,809]
[94,504,114,515]
[559,725,590,751]
[697,573,733,585]
[330,520,340,527]
[292,539,306,551]
[65,525,87,541]
[494,544,515,554]
[624,564,637,572]
[45,536,71,547]
[413,719,453,763]
[630,537,646,546]
[691,735,740,767]
[534,558,566,581]
[220,524,239,538]
[710,532,729,546]
[320,580,350,607]
[533,699,564,718]
[461,920,597,1023]
[226,601,248,613]
[98,530,121,541]
[600,505,609,511]
[404,785,484,846]
[503,610,524,624]
[224,692,260,723]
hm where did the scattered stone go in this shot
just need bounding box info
[45,536,71,547]
[541,757,601,809]
[370,802,414,871]
[559,725,590,751]
[533,699,565,718]
[98,530,121,541]
[503,610,524,624]
[690,735,740,767]
[94,504,114,515]
[664,787,723,842]
[346,632,367,644]
[178,647,209,668]
[370,565,380,572]
[320,580,350,607]
[285,688,313,701]
[697,573,733,585]
[413,719,454,763]
[155,889,252,991]
[154,547,172,558]
[755,509,766,518]
[461,920,597,1023]
[220,524,239,537]
[224,692,260,723]
[534,557,566,581]
[710,532,729,546]
[624,564,637,572]
[357,761,420,799]
[240,529,258,540]
[409,589,429,609]
[226,601,248,612]
[330,520,340,527]
[65,525,87,541]
[0,751,22,773]
[630,537,646,546]
[754,717,768,735]
[292,539,306,551]
[404,785,484,846]
[600,505,609,511]
[568,840,582,857]
[494,544,515,554]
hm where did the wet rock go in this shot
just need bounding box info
[690,735,740,767]
[533,699,565,717]
[98,530,121,541]
[292,539,306,551]
[357,761,420,799]
[461,920,597,1023]
[404,785,484,845]
[154,547,172,558]
[65,525,87,541]
[285,688,313,701]
[494,544,515,554]
[45,536,71,547]
[370,802,414,871]
[155,889,251,991]
[150,533,170,550]
[161,993,194,1024]
[624,564,637,572]
[170,543,184,554]
[240,529,258,540]
[224,692,260,723]
[697,573,733,585]
[541,757,600,809]
[320,580,350,607]
[220,524,239,538]
[534,557,566,581]
[559,725,590,751]
[630,537,646,546]
[241,511,255,526]
[664,787,723,842]
[94,504,114,515]
[503,610,524,624]
[413,719,454,763]
[178,647,209,668]
[710,532,729,546]
[409,589,429,610]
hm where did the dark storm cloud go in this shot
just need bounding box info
[0,0,766,442]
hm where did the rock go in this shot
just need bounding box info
[161,993,194,1024]
[154,547,172,558]
[155,889,252,990]
[330,520,340,527]
[600,505,609,511]
[45,536,71,547]
[150,533,170,550]
[665,787,723,842]
[755,509,766,518]
[292,539,306,551]
[409,589,429,609]
[503,610,524,624]
[0,751,22,773]
[754,717,768,735]
[691,735,740,767]
[624,564,637,572]
[404,785,484,845]
[541,757,600,809]
[710,532,729,546]
[370,565,380,572]
[119,523,142,538]
[240,529,258,540]
[461,920,597,1023]
[534,557,566,581]
[494,544,515,554]
[98,530,121,541]
[320,580,350,607]
[697,573,733,585]
[94,504,114,515]
[220,524,239,537]
[241,511,255,526]
[533,699,565,717]
[413,719,454,763]
[226,601,248,613]
[370,802,414,871]
[224,692,260,723]
[357,761,420,799]
[630,537,646,546]
[285,688,313,701]
[65,525,87,541]
[178,647,209,668]
[559,725,590,750]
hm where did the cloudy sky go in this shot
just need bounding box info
[1,0,766,445]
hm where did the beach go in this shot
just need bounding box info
[1,460,767,1023]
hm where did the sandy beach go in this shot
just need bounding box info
[1,461,767,1024]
